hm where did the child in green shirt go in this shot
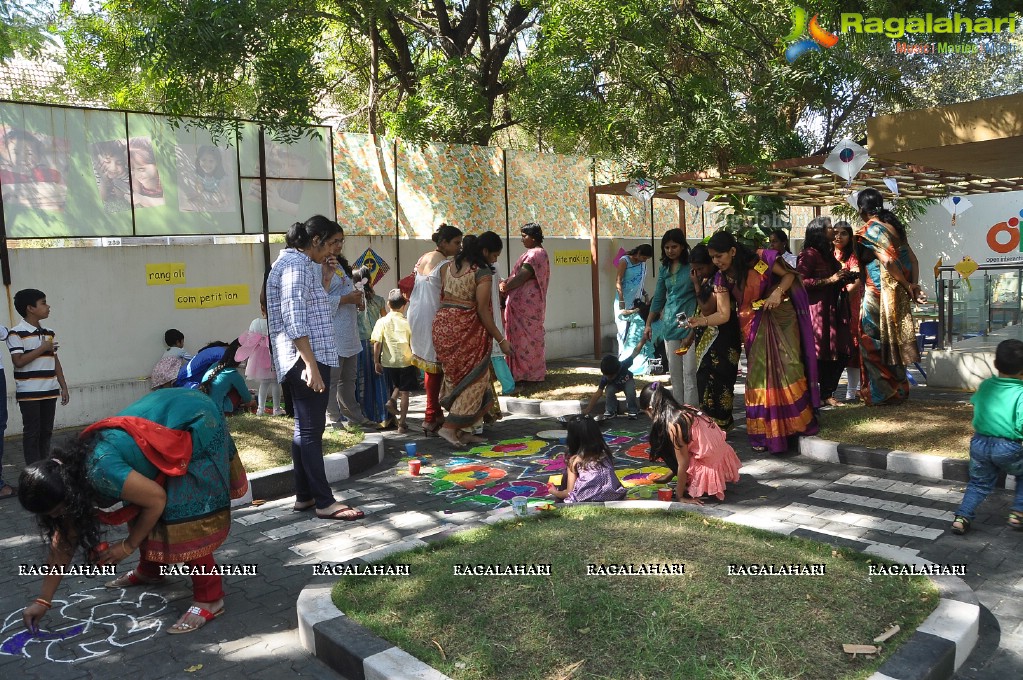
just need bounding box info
[952,339,1023,534]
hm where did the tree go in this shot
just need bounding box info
[57,0,539,145]
[0,0,55,61]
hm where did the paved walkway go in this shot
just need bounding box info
[0,380,1018,679]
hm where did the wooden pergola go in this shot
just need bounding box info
[585,152,1023,358]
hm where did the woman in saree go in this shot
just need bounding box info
[18,389,248,635]
[691,231,819,453]
[407,224,462,434]
[614,243,654,374]
[798,217,855,408]
[855,188,921,406]
[679,244,742,429]
[834,221,863,400]
[500,223,550,386]
[434,232,510,448]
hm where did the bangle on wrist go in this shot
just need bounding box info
[34,598,52,609]
[121,539,134,554]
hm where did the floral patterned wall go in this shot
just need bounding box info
[397,141,505,238]
[506,150,591,237]
[333,132,396,236]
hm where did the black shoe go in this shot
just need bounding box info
[627,413,638,420]
[593,413,615,423]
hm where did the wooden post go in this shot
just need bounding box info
[589,187,601,359]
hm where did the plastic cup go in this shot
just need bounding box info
[511,496,528,517]
[408,459,422,476]
[657,487,674,502]
[404,442,418,457]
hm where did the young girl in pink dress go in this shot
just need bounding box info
[238,300,281,415]
[547,415,626,503]
[640,382,741,501]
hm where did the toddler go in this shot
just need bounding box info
[239,301,281,415]
[548,416,626,503]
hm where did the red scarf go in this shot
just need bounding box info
[82,416,192,476]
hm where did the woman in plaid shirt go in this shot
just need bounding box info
[266,216,364,521]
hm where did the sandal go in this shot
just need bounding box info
[751,446,768,453]
[105,569,165,589]
[951,516,971,535]
[316,505,365,521]
[1008,511,1023,530]
[167,604,224,635]
[0,482,16,500]
[423,420,443,437]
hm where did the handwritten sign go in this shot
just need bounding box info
[174,285,250,309]
[554,250,592,266]
[146,263,186,285]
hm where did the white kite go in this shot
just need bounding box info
[823,139,869,186]
[940,195,973,226]
[677,187,709,207]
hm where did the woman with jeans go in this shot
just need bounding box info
[644,229,697,406]
[266,215,363,520]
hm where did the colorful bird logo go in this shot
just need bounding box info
[783,7,839,63]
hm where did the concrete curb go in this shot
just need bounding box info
[799,436,987,487]
[297,501,979,680]
[498,395,588,417]
[231,433,385,508]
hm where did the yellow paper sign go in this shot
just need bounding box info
[174,285,250,309]
[754,260,768,275]
[554,250,592,266]
[146,263,186,285]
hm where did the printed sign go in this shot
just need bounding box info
[174,285,250,309]
[146,262,186,285]
[554,249,592,266]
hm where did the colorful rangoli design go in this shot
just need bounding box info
[410,432,692,508]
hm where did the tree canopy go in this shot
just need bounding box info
[5,0,1020,176]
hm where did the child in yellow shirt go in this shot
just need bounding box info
[371,290,416,435]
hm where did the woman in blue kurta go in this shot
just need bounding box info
[614,244,653,374]
[18,389,248,635]
[644,229,698,405]
[199,339,255,414]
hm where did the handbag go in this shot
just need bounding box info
[398,268,416,299]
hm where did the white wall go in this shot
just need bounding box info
[909,190,1023,298]
[1,235,645,430]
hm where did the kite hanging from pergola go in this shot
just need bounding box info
[583,93,1023,357]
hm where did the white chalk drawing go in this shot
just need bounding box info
[0,587,168,663]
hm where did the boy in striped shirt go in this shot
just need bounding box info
[7,289,69,465]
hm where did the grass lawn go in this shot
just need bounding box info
[817,400,973,459]
[229,413,364,472]
[332,507,937,680]
[518,366,658,401]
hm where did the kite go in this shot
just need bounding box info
[353,248,391,287]
[940,195,973,226]
[625,178,656,201]
[823,139,869,186]
[677,187,709,207]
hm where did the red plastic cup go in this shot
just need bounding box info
[408,459,422,476]
[657,487,674,502]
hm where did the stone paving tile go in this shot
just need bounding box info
[3,389,1022,678]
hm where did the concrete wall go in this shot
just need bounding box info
[1,235,688,430]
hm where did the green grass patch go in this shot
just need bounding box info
[229,413,364,472]
[332,507,937,679]
[818,400,973,459]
